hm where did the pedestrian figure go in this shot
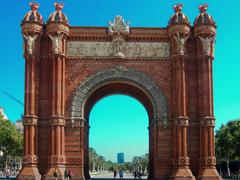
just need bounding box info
[68,169,73,180]
[53,169,58,180]
[137,171,142,179]
[119,169,123,179]
[113,170,117,179]
[5,168,10,180]
[134,171,137,179]
[64,169,68,180]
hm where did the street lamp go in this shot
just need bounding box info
[0,150,3,177]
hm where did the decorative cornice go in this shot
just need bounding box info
[194,24,216,37]
[21,22,43,35]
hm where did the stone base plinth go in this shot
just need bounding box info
[17,165,41,180]
[169,167,196,180]
[197,167,222,180]
[43,165,65,180]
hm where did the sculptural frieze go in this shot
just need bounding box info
[67,41,170,58]
[173,33,189,55]
[112,37,126,58]
[199,36,215,56]
[23,34,38,55]
[108,15,130,34]
[49,32,64,54]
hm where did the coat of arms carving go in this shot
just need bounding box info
[108,15,130,34]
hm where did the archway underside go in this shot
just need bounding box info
[84,81,154,121]
[83,81,155,179]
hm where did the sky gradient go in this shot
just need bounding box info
[0,1,239,161]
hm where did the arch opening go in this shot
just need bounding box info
[83,82,154,179]
[84,82,154,122]
[88,94,149,178]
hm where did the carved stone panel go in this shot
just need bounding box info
[67,41,170,58]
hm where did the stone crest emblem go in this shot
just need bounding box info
[108,15,130,34]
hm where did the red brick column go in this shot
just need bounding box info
[197,53,221,180]
[170,55,195,179]
[44,53,66,179]
[18,54,41,179]
[66,118,85,180]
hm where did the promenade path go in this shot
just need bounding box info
[91,172,147,180]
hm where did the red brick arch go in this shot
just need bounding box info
[19,3,221,179]
[69,66,169,179]
[70,66,169,122]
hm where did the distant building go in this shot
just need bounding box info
[15,120,24,134]
[117,153,125,164]
[0,107,8,120]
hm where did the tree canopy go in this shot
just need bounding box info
[0,115,23,168]
[215,119,240,161]
[89,147,148,173]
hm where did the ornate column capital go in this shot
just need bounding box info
[168,21,190,56]
[194,24,216,59]
[46,21,69,56]
[49,116,66,126]
[21,21,43,57]
[172,116,189,127]
[199,116,215,127]
[23,115,38,126]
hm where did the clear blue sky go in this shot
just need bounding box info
[0,1,239,161]
[89,95,148,162]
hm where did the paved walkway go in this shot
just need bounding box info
[91,172,147,179]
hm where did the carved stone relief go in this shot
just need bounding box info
[199,36,215,56]
[23,34,38,54]
[67,41,170,58]
[49,32,64,54]
[173,33,189,55]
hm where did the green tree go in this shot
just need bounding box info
[0,115,23,168]
[132,153,148,173]
[89,147,98,172]
[215,119,240,161]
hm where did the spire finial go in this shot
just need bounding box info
[29,2,40,11]
[173,3,183,13]
[54,2,64,11]
[199,3,208,13]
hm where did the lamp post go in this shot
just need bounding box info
[0,150,3,177]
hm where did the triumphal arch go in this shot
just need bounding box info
[18,2,221,180]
